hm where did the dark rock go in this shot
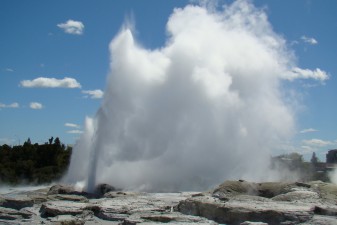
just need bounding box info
[295,182,311,188]
[95,183,117,197]
[314,206,337,216]
[240,222,268,225]
[47,184,76,195]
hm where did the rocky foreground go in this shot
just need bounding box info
[0,180,337,225]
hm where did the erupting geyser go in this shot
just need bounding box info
[65,1,316,192]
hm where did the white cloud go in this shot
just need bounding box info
[82,89,104,99]
[284,67,329,82]
[29,102,43,110]
[301,35,318,45]
[302,139,333,147]
[300,128,318,134]
[20,77,81,88]
[5,68,14,72]
[67,130,84,134]
[0,102,19,108]
[57,20,84,35]
[65,123,80,128]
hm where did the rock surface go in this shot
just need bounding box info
[0,181,336,224]
[177,180,337,225]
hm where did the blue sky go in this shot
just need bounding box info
[1,0,336,161]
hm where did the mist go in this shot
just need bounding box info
[65,0,306,192]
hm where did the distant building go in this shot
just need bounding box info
[326,149,337,163]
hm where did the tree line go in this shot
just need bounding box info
[0,137,72,185]
[0,139,330,185]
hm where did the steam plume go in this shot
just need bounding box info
[65,1,309,192]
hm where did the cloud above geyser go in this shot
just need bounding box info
[65,123,80,128]
[20,77,81,88]
[0,102,19,108]
[82,89,104,99]
[64,0,326,192]
[57,20,84,35]
[29,102,43,109]
[301,35,318,45]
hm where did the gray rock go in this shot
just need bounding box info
[39,201,91,217]
[271,190,320,202]
[0,206,33,220]
[0,195,34,210]
[240,222,268,225]
[49,214,86,225]
[300,215,337,225]
[3,181,337,225]
[309,181,337,202]
[103,191,136,198]
[177,195,314,225]
[125,212,218,224]
[47,194,89,203]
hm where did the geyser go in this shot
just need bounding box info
[65,0,320,192]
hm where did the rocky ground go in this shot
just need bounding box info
[0,180,336,224]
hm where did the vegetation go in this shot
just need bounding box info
[0,138,333,185]
[0,137,72,185]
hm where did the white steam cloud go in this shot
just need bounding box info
[64,1,325,192]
